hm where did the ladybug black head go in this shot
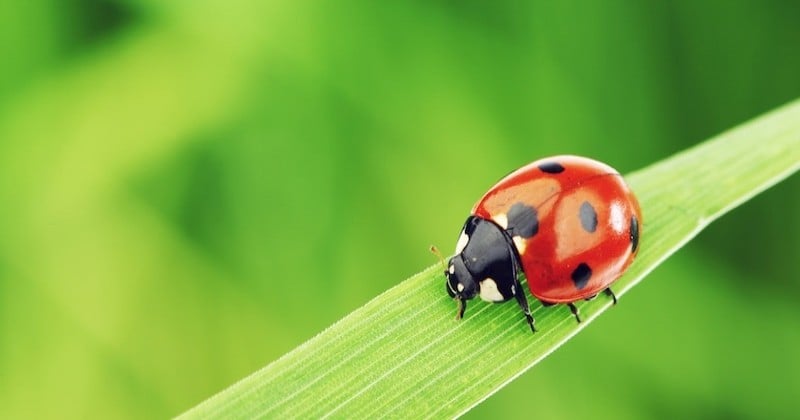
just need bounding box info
[445,254,478,318]
[444,216,525,323]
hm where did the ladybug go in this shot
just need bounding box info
[444,155,641,332]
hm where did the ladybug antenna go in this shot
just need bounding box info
[429,245,447,273]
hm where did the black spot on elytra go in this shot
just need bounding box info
[630,215,640,252]
[571,263,592,289]
[579,201,598,233]
[507,202,538,238]
[538,161,565,174]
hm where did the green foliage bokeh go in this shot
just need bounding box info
[0,1,798,418]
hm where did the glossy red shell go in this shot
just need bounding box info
[472,155,642,303]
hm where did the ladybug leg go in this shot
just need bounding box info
[567,303,582,323]
[514,289,535,333]
[455,298,467,320]
[512,270,535,333]
[603,288,618,305]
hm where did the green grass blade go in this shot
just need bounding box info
[178,99,800,419]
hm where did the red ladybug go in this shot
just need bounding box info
[444,155,641,332]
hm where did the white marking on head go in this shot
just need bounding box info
[448,264,455,274]
[513,235,527,255]
[455,231,470,254]
[457,283,465,292]
[610,201,625,233]
[493,213,509,229]
[478,278,505,302]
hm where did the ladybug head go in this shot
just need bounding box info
[445,255,478,318]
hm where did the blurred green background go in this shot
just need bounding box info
[1,1,799,418]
